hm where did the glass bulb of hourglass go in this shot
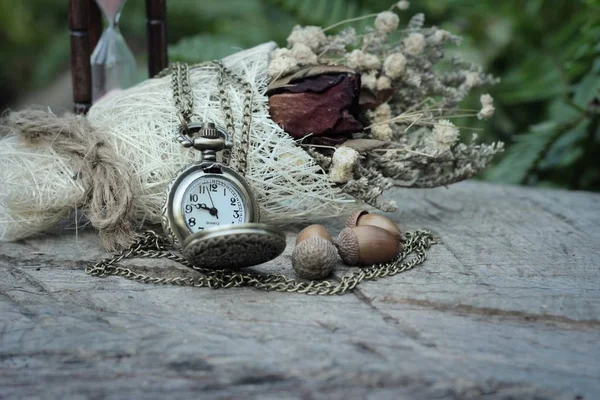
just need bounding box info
[91,0,137,102]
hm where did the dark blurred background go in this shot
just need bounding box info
[1,0,598,190]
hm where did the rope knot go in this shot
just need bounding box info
[6,108,140,250]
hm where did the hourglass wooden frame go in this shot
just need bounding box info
[68,0,168,114]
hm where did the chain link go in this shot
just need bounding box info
[169,61,252,175]
[170,63,194,129]
[85,230,437,295]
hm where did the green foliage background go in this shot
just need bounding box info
[1,0,598,190]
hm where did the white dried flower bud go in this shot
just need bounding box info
[371,103,392,123]
[363,53,381,70]
[375,11,399,34]
[464,71,480,89]
[272,48,291,58]
[425,119,459,153]
[361,71,377,91]
[371,124,394,142]
[383,53,407,78]
[346,49,366,69]
[478,94,495,120]
[268,55,298,78]
[329,146,360,183]
[291,43,318,65]
[287,25,326,51]
[481,93,493,106]
[431,29,450,44]
[397,0,410,10]
[346,50,380,70]
[403,32,426,56]
[376,76,392,90]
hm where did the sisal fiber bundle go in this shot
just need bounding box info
[0,43,356,249]
[1,109,138,249]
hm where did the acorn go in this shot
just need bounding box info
[346,210,403,240]
[292,225,338,279]
[337,225,402,266]
[296,224,332,245]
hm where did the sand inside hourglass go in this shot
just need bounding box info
[91,0,137,102]
[97,0,124,20]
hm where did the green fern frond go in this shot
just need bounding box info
[485,121,559,184]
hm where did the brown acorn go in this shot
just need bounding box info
[336,225,402,266]
[346,211,403,240]
[292,225,337,279]
[296,224,332,244]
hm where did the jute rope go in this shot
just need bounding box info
[5,109,138,250]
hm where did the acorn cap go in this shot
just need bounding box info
[292,236,338,280]
[345,210,369,228]
[357,213,403,240]
[336,227,360,266]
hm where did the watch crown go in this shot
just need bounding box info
[198,123,220,139]
[178,122,232,153]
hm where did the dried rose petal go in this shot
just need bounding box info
[268,67,364,143]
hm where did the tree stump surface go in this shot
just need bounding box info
[1,181,598,399]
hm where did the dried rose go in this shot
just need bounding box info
[267,66,364,145]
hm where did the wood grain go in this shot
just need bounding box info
[1,181,598,399]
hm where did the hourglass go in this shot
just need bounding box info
[91,0,137,102]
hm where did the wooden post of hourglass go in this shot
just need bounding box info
[69,0,168,114]
[69,0,102,114]
[146,0,168,78]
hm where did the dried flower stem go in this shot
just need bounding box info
[373,147,436,158]
[300,144,337,151]
[322,13,380,33]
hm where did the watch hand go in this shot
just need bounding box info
[194,203,211,211]
[207,190,219,219]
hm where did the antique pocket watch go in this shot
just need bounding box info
[162,122,286,269]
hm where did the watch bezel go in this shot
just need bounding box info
[181,223,287,269]
[162,161,260,247]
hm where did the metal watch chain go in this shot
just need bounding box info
[170,61,252,175]
[85,61,438,294]
[86,230,437,295]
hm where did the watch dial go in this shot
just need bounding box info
[181,176,247,233]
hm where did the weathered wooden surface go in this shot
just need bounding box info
[1,181,598,399]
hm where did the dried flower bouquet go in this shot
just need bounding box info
[267,2,503,211]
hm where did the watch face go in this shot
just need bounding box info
[181,176,248,233]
